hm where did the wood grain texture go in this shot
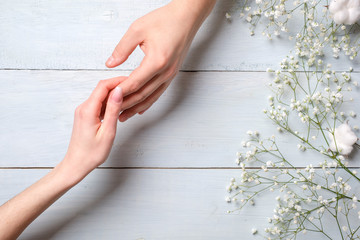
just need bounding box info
[1,0,360,239]
[2,70,358,168]
[1,168,355,240]
[0,0,358,71]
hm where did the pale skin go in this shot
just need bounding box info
[106,0,217,122]
[0,1,216,238]
[0,77,125,240]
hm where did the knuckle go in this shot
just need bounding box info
[75,103,90,119]
[97,79,106,87]
[95,80,107,91]
[127,81,140,93]
[129,21,141,34]
[154,55,168,70]
[134,92,147,103]
[75,105,84,118]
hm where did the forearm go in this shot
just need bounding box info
[172,0,217,22]
[0,161,80,240]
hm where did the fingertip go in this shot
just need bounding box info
[139,106,151,115]
[119,114,128,122]
[105,56,117,68]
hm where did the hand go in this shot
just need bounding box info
[0,77,125,240]
[106,0,216,122]
[63,76,125,183]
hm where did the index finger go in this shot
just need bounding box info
[119,53,166,98]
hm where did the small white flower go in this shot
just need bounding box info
[266,161,273,167]
[225,12,231,19]
[294,205,302,211]
[251,228,258,235]
[329,123,358,155]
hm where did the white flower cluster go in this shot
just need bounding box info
[238,0,360,60]
[228,1,360,239]
[228,147,360,238]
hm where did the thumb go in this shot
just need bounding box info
[105,27,141,68]
[101,86,123,136]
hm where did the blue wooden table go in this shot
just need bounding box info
[1,1,359,239]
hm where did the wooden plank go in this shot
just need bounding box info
[3,169,268,240]
[1,70,359,168]
[1,168,358,240]
[0,0,357,71]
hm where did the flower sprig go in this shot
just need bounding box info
[227,0,360,239]
[228,132,359,239]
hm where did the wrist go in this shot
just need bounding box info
[53,157,89,188]
[169,0,216,26]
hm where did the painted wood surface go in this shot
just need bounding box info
[0,0,358,71]
[1,0,360,239]
[1,70,359,168]
[1,169,358,240]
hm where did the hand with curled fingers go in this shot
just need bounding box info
[0,77,126,240]
[63,76,126,182]
[106,0,217,122]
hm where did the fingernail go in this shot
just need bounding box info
[106,56,115,66]
[111,87,122,103]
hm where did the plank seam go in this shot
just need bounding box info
[0,167,359,170]
[0,69,358,73]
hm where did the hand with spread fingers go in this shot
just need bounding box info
[106,0,217,122]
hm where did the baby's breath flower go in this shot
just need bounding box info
[349,111,357,118]
[229,2,360,238]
